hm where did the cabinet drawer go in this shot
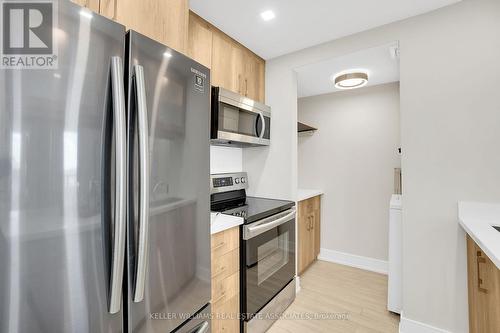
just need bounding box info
[299,195,321,214]
[212,248,239,279]
[212,294,240,333]
[211,227,239,257]
[212,271,239,304]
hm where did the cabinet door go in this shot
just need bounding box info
[313,197,321,258]
[232,44,245,95]
[298,200,314,275]
[100,0,189,53]
[211,31,236,91]
[71,0,99,12]
[467,236,500,333]
[187,12,212,69]
[243,50,265,103]
[211,227,240,333]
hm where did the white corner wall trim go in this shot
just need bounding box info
[318,248,388,275]
[399,313,452,333]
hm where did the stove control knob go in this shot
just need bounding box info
[241,177,246,184]
[234,178,240,184]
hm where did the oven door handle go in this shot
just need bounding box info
[243,208,296,240]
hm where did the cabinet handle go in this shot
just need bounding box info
[245,78,248,96]
[306,216,313,231]
[476,251,488,293]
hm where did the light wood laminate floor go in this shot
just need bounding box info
[268,260,400,333]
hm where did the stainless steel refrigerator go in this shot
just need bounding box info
[0,1,211,332]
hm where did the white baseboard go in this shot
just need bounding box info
[317,248,388,275]
[399,313,452,333]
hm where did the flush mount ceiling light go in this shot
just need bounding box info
[260,10,275,21]
[334,71,369,90]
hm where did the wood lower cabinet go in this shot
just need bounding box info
[71,0,99,12]
[298,196,321,275]
[100,0,189,54]
[211,227,240,333]
[467,235,500,333]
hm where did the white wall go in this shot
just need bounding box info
[210,146,242,174]
[298,83,400,262]
[243,67,298,200]
[243,0,500,331]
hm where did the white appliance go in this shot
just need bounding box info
[388,194,402,314]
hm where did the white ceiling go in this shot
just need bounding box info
[296,42,400,98]
[190,0,461,59]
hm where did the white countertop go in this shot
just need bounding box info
[210,212,244,235]
[296,189,324,202]
[458,202,500,269]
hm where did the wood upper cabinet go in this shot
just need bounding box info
[100,0,189,54]
[225,47,264,101]
[187,12,212,69]
[187,11,266,102]
[211,30,238,92]
[243,49,265,103]
[71,0,99,12]
[298,195,321,275]
[467,235,500,333]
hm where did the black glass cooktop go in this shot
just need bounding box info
[212,196,294,224]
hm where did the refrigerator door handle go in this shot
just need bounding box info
[133,64,150,303]
[109,56,127,314]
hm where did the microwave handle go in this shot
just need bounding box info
[258,112,266,139]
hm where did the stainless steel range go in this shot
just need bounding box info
[210,173,296,333]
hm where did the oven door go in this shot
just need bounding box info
[211,87,270,146]
[242,208,296,317]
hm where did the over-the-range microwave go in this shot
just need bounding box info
[211,87,271,147]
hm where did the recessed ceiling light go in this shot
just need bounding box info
[333,72,369,90]
[260,10,275,21]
